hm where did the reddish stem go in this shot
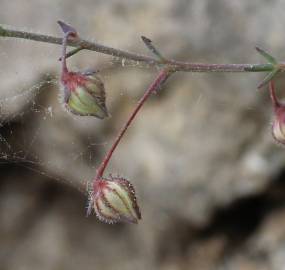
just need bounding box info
[61,32,69,74]
[58,21,78,76]
[94,69,172,181]
[269,80,280,109]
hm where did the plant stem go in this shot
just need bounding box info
[95,69,172,180]
[269,80,280,108]
[0,24,275,73]
[61,33,69,74]
[59,46,84,61]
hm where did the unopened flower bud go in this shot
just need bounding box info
[89,177,141,224]
[269,81,285,144]
[61,71,108,118]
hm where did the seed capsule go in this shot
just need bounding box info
[61,71,108,118]
[58,20,108,118]
[269,81,285,144]
[272,106,285,144]
[88,177,141,224]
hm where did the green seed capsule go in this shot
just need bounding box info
[88,177,141,224]
[61,71,108,119]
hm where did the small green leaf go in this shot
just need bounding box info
[256,46,277,64]
[59,47,84,61]
[257,68,280,89]
[141,36,166,61]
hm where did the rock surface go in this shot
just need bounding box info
[1,1,285,269]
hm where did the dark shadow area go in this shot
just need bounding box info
[157,168,285,262]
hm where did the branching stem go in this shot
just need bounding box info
[0,24,276,73]
[1,22,283,199]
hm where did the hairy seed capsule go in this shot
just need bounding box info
[272,106,285,144]
[58,21,108,119]
[89,177,141,224]
[269,81,285,145]
[61,71,108,118]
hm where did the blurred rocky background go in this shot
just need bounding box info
[1,0,285,269]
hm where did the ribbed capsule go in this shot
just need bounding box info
[272,106,285,144]
[269,81,285,145]
[58,20,108,119]
[61,71,108,119]
[89,177,141,224]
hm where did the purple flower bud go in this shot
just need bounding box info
[88,177,141,224]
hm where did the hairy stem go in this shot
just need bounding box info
[95,69,172,180]
[0,24,275,73]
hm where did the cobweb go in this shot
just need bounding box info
[0,79,114,195]
[0,40,122,196]
[0,32,170,200]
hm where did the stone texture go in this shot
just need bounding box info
[1,1,285,270]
